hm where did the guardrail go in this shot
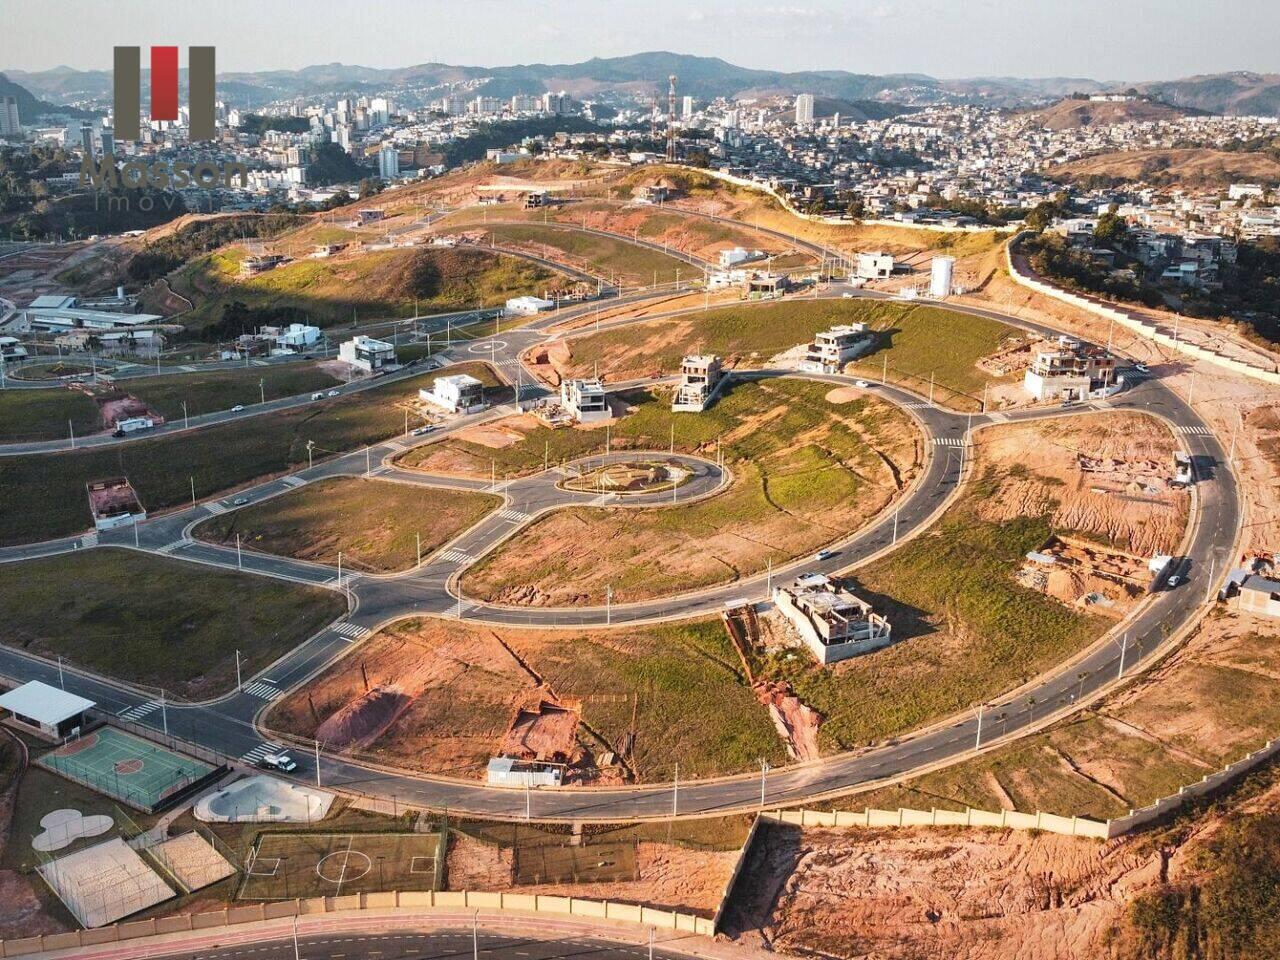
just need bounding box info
[0,890,716,957]
[1006,232,1280,384]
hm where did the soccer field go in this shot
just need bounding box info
[238,832,445,900]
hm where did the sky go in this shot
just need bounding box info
[7,0,1280,80]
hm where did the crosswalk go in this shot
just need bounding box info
[155,540,185,555]
[118,700,162,722]
[241,680,282,701]
[281,476,307,488]
[1179,424,1213,436]
[332,622,371,641]
[497,509,530,524]
[438,547,474,564]
[933,437,967,447]
[81,532,99,548]
[205,501,228,516]
[902,401,933,410]
[239,741,286,766]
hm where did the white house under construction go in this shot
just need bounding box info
[1023,336,1117,402]
[421,373,487,414]
[798,324,874,375]
[560,378,611,423]
[773,573,893,664]
[671,355,726,412]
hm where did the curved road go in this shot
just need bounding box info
[0,283,1241,821]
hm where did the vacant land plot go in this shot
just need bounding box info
[125,363,342,421]
[195,476,500,573]
[0,387,101,443]
[0,550,345,699]
[0,362,503,545]
[170,245,556,332]
[746,412,1183,756]
[470,223,690,286]
[457,378,921,604]
[266,616,785,782]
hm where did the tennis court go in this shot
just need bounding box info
[238,831,444,901]
[38,727,221,813]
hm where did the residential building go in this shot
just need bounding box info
[1235,575,1280,619]
[681,95,695,119]
[86,477,146,531]
[671,355,726,412]
[504,295,555,317]
[1023,335,1117,401]
[773,573,893,665]
[273,323,320,352]
[718,246,759,268]
[378,143,400,180]
[856,251,896,280]
[559,378,611,423]
[0,96,20,136]
[338,335,396,373]
[795,93,815,125]
[422,373,487,414]
[798,324,873,374]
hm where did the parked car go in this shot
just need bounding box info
[813,549,836,562]
[310,392,324,400]
[258,754,297,773]
[1167,574,1182,588]
[231,404,245,412]
[411,425,434,436]
[1134,363,1150,374]
[327,389,340,397]
[233,497,249,506]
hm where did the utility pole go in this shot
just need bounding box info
[236,534,242,570]
[182,400,189,430]
[416,532,422,567]
[759,758,769,808]
[314,739,322,787]
[306,440,315,470]
[672,763,679,817]
[190,476,196,505]
[1117,633,1128,680]
[606,584,612,625]
[974,702,984,749]
[236,650,242,692]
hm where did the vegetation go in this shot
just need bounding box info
[125,363,342,421]
[474,222,691,285]
[195,476,500,573]
[127,212,307,285]
[306,141,373,186]
[0,387,101,443]
[0,363,505,545]
[0,549,345,699]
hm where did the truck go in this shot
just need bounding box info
[112,416,157,438]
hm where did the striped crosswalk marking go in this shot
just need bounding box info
[1179,424,1213,436]
[155,541,185,555]
[242,680,282,700]
[281,476,307,488]
[332,622,370,641]
[439,548,473,564]
[81,532,99,548]
[497,509,529,523]
[119,700,162,721]
[383,440,407,453]
[903,401,933,409]
[239,742,284,765]
[934,437,966,447]
[205,502,228,515]
[178,365,196,372]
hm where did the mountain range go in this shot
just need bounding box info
[3,52,1279,118]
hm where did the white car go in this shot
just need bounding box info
[813,549,835,562]
[1167,574,1182,588]
[311,392,324,400]
[411,425,434,436]
[327,389,340,397]
[854,380,871,388]
[231,404,245,412]
[1134,363,1150,374]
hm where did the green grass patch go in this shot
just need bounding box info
[126,363,342,421]
[0,363,505,545]
[472,223,690,286]
[194,476,500,573]
[0,549,345,699]
[0,387,102,443]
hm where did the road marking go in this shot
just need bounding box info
[590,493,619,505]
[333,622,371,641]
[205,502,228,515]
[282,476,308,488]
[902,401,933,409]
[986,411,1009,423]
[81,532,99,548]
[155,540,185,555]
[933,437,966,447]
[439,548,474,564]
[242,680,282,700]
[119,700,162,721]
[239,742,284,765]
[497,509,530,523]
[1179,424,1212,436]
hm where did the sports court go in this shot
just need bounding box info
[238,831,444,900]
[37,726,221,813]
[37,837,174,928]
[513,839,638,885]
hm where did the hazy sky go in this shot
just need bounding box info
[7,0,1280,79]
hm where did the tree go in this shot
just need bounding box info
[1094,204,1128,247]
[843,192,866,222]
[1024,201,1057,233]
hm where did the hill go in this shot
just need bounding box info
[0,72,93,121]
[1048,147,1280,187]
[1027,97,1201,130]
[1132,71,1280,117]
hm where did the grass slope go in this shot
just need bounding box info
[470,222,690,286]
[195,476,500,573]
[0,549,345,699]
[0,388,101,443]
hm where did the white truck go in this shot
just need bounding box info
[112,416,157,438]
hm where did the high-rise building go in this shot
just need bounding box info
[681,95,694,119]
[100,129,114,157]
[795,93,815,125]
[510,94,540,113]
[0,96,20,136]
[80,123,95,158]
[378,143,400,180]
[542,91,572,115]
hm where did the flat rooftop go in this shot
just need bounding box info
[0,680,95,726]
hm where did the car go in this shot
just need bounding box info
[233,497,249,506]
[231,404,245,412]
[327,389,340,397]
[258,753,297,773]
[311,392,324,400]
[1134,363,1149,374]
[854,379,871,388]
[411,425,434,436]
[1167,574,1183,588]
[813,549,836,562]
[842,292,854,298]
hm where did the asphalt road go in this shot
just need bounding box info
[0,282,1242,821]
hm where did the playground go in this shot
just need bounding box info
[37,727,221,813]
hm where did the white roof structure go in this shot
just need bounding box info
[0,680,95,726]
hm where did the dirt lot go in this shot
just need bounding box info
[265,615,784,782]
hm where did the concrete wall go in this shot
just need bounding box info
[1006,234,1280,384]
[762,806,1111,839]
[0,890,716,957]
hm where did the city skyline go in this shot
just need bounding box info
[7,0,1280,80]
